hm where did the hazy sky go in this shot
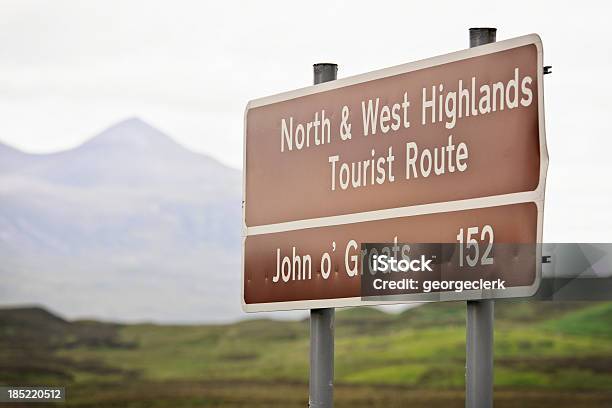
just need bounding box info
[1,1,611,241]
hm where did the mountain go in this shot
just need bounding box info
[0,118,245,323]
[8,119,239,188]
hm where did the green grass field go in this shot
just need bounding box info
[1,301,612,407]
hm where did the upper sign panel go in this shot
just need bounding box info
[244,35,546,228]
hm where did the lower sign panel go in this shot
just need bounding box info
[242,202,541,311]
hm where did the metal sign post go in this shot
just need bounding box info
[466,27,497,408]
[309,63,337,408]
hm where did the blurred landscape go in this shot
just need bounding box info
[1,301,611,407]
[0,118,243,323]
[1,2,612,407]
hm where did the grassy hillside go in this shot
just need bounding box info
[1,301,611,407]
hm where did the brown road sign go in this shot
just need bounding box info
[242,35,547,312]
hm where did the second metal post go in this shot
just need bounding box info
[309,63,337,408]
[466,27,496,408]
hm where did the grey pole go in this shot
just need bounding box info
[313,63,338,85]
[466,28,496,408]
[469,27,496,47]
[309,63,337,408]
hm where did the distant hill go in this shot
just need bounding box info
[0,118,244,322]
